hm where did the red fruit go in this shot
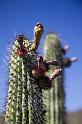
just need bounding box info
[16,47,28,57]
[32,65,45,79]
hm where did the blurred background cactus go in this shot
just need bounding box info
[43,33,77,124]
[43,33,65,124]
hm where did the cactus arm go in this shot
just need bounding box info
[30,22,43,52]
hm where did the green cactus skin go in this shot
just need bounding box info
[5,23,46,124]
[43,33,65,124]
[30,81,46,124]
[5,43,19,124]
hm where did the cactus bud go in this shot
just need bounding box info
[61,45,70,55]
[63,57,78,67]
[16,34,25,46]
[63,58,71,67]
[16,34,24,41]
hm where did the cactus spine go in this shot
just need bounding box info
[5,23,46,124]
[43,33,65,124]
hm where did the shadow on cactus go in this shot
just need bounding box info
[5,23,62,124]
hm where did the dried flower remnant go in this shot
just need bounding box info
[38,68,62,90]
[32,56,60,79]
[16,47,28,57]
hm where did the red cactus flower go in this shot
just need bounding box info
[16,47,28,57]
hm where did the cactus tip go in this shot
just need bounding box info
[34,22,44,36]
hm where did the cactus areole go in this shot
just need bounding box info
[5,23,62,124]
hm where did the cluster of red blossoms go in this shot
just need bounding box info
[32,56,51,89]
[32,56,62,90]
[32,56,48,79]
[16,47,28,57]
[16,35,28,57]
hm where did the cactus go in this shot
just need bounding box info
[5,23,46,124]
[43,33,65,124]
[43,33,78,124]
[5,24,62,124]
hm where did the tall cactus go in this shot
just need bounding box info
[43,33,78,124]
[5,24,62,124]
[43,33,65,124]
[5,22,46,124]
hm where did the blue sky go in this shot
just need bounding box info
[0,0,82,113]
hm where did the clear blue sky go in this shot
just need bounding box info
[0,0,82,113]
